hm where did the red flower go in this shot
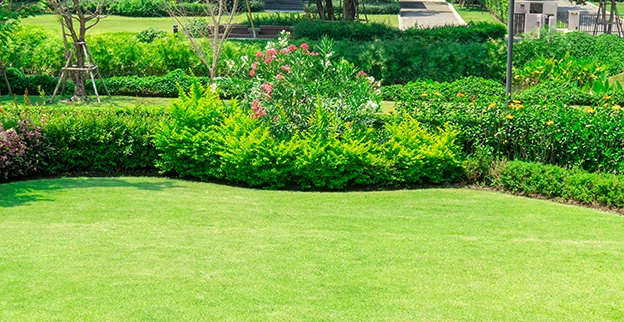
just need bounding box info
[288,44,297,52]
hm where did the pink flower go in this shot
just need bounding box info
[299,43,309,52]
[272,116,279,121]
[252,99,262,112]
[281,65,291,73]
[310,51,319,56]
[265,55,274,64]
[276,72,284,80]
[255,51,263,58]
[251,62,258,70]
[280,48,288,54]
[288,44,297,52]
[261,82,273,96]
[266,48,278,56]
[250,69,256,77]
[357,70,367,77]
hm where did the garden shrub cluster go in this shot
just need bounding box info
[155,38,463,189]
[399,94,624,174]
[487,160,624,208]
[402,22,506,43]
[0,105,163,175]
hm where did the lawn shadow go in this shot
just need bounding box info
[0,177,178,208]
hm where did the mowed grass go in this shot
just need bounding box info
[22,13,399,33]
[452,5,502,24]
[1,177,624,320]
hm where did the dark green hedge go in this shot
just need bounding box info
[490,160,624,208]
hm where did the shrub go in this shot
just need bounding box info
[0,120,51,180]
[305,3,401,15]
[136,28,167,43]
[490,160,624,208]
[293,20,399,41]
[155,80,463,189]
[242,35,381,137]
[0,104,164,175]
[399,92,624,174]
[513,53,607,87]
[403,22,506,43]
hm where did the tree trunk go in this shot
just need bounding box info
[343,0,357,21]
[316,0,326,20]
[325,0,335,20]
[71,42,88,101]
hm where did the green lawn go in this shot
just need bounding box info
[22,13,399,33]
[1,177,624,320]
[0,95,172,108]
[452,4,502,24]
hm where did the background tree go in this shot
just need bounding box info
[315,0,335,21]
[0,1,37,94]
[46,0,106,101]
[163,0,239,83]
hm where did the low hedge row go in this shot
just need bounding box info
[82,0,264,16]
[0,105,163,178]
[293,21,505,42]
[305,3,401,15]
[487,160,624,208]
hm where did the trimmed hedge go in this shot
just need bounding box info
[489,160,624,208]
[0,105,164,174]
[293,20,399,41]
[305,3,401,15]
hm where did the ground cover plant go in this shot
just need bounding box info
[1,177,624,320]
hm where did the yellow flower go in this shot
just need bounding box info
[457,92,465,97]
[546,120,554,126]
[505,114,514,120]
[434,92,442,97]
[612,105,621,111]
[512,99,521,104]
[585,107,596,114]
[421,93,428,97]
[488,102,497,108]
[604,95,611,100]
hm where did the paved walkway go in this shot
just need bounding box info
[555,0,598,16]
[399,0,465,30]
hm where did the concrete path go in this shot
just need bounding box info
[399,0,466,30]
[555,0,598,16]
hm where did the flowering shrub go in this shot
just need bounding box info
[0,119,50,180]
[243,33,381,137]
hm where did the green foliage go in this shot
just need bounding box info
[136,28,167,43]
[305,2,401,15]
[397,77,506,104]
[399,92,624,174]
[155,80,463,189]
[0,104,163,174]
[515,79,624,106]
[83,0,263,17]
[293,20,399,41]
[513,53,607,87]
[245,12,311,26]
[491,160,624,207]
[403,22,506,43]
[243,35,381,136]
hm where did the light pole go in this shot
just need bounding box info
[506,0,515,102]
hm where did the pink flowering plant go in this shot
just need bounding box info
[243,33,381,137]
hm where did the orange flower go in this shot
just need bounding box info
[456,92,465,97]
